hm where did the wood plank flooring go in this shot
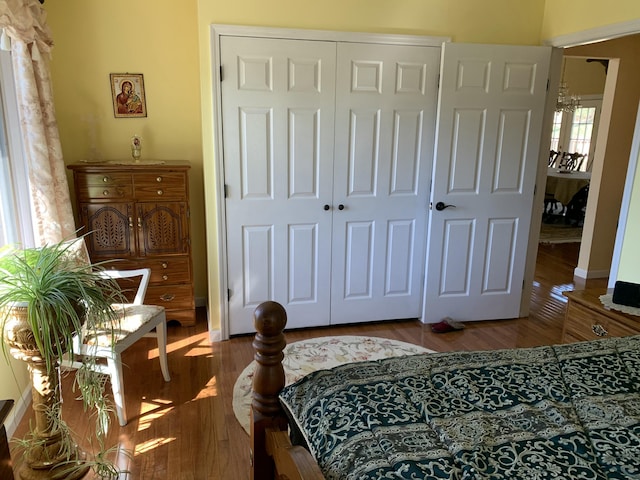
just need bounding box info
[11,243,608,479]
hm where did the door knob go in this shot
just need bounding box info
[435,201,456,211]
[324,204,330,211]
[338,204,345,210]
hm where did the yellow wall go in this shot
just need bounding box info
[0,356,29,429]
[0,357,28,398]
[542,0,640,40]
[43,0,206,303]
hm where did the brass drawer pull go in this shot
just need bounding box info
[156,176,163,182]
[103,190,109,196]
[160,293,175,302]
[102,176,110,183]
[592,324,608,337]
[161,262,168,269]
[162,275,169,281]
[157,189,164,196]
[128,216,133,228]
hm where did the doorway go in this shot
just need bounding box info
[540,56,605,245]
[550,34,640,281]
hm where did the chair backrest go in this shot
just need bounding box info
[63,237,150,305]
[98,268,151,305]
[565,152,586,171]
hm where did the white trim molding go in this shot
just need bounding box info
[209,25,450,341]
[211,24,450,47]
[545,19,640,48]
[574,267,610,280]
[4,385,31,438]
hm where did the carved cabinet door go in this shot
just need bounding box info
[136,202,190,256]
[80,202,137,259]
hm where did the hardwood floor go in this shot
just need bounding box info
[11,242,608,479]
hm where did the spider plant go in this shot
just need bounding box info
[0,236,127,478]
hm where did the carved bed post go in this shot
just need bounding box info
[251,301,289,480]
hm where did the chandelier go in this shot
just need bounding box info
[556,82,581,113]
[556,58,581,113]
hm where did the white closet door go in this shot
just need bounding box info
[330,43,440,324]
[424,43,551,323]
[221,36,337,334]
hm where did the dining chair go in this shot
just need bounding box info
[61,240,171,427]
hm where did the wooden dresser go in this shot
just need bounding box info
[68,161,195,326]
[562,289,640,343]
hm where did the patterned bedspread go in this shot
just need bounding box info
[279,336,640,479]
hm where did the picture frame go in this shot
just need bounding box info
[110,73,147,118]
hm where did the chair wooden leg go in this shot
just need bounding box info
[157,319,171,382]
[107,353,128,427]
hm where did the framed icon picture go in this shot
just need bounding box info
[110,73,147,118]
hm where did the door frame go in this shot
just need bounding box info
[519,19,640,316]
[210,25,450,340]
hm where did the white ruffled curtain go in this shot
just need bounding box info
[0,0,75,245]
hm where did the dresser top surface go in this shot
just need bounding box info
[67,160,190,171]
[564,288,640,321]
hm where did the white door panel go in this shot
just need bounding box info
[331,43,439,324]
[424,43,551,322]
[222,37,336,334]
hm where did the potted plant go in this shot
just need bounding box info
[0,236,125,479]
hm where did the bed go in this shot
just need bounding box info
[249,301,640,480]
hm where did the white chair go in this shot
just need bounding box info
[62,266,171,426]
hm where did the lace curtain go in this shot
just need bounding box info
[0,0,75,245]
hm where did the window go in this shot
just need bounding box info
[0,49,33,248]
[550,95,602,172]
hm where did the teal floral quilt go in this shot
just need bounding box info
[279,336,640,479]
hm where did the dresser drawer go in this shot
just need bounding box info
[145,284,194,310]
[76,172,132,187]
[78,185,133,201]
[133,173,187,200]
[147,257,191,285]
[564,301,639,341]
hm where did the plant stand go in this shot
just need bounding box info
[3,306,89,480]
[15,357,89,480]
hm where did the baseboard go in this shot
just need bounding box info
[4,385,31,438]
[573,267,609,280]
[195,296,207,308]
[209,328,222,343]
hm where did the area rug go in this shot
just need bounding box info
[233,335,432,434]
[539,223,583,244]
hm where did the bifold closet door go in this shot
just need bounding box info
[221,36,337,335]
[424,43,551,323]
[221,36,440,334]
[330,42,440,324]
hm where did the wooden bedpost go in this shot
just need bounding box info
[251,301,288,480]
